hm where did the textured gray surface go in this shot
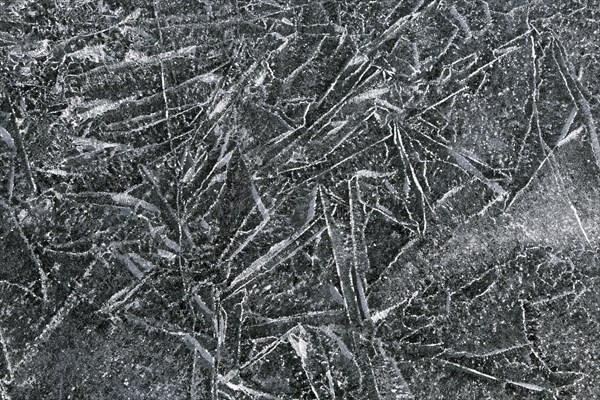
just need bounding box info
[1,1,599,399]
